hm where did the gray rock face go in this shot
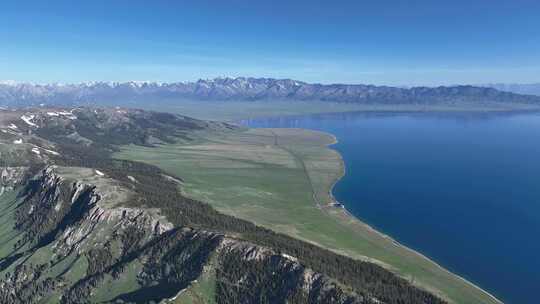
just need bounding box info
[0,167,29,196]
[1,77,539,107]
[217,239,365,304]
[0,167,27,188]
[0,166,367,304]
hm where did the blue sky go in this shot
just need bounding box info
[0,0,539,85]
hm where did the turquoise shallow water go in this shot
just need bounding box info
[242,111,540,304]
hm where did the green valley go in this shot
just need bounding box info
[116,127,501,304]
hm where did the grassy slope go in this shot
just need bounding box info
[115,128,501,304]
[0,176,143,304]
[172,255,218,304]
[0,190,22,259]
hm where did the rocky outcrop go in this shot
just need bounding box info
[0,166,367,304]
[1,167,27,188]
[217,239,366,304]
[0,167,29,197]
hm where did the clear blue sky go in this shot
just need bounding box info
[1,0,539,85]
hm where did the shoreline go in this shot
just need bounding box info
[320,130,503,304]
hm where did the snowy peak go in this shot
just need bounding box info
[0,77,539,108]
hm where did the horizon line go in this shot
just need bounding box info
[1,77,539,88]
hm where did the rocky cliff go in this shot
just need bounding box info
[0,166,368,304]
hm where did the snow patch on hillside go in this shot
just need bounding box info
[21,115,38,127]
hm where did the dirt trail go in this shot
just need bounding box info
[268,130,323,209]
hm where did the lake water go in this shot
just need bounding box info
[242,111,540,304]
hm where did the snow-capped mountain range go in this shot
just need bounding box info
[1,77,539,108]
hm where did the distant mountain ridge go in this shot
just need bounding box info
[1,77,540,108]
[484,83,540,96]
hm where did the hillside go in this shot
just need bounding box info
[1,78,539,110]
[0,107,445,304]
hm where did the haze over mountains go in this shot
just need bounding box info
[485,83,540,97]
[1,77,539,109]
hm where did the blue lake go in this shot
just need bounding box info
[242,111,540,304]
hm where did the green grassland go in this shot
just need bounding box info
[115,128,501,304]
